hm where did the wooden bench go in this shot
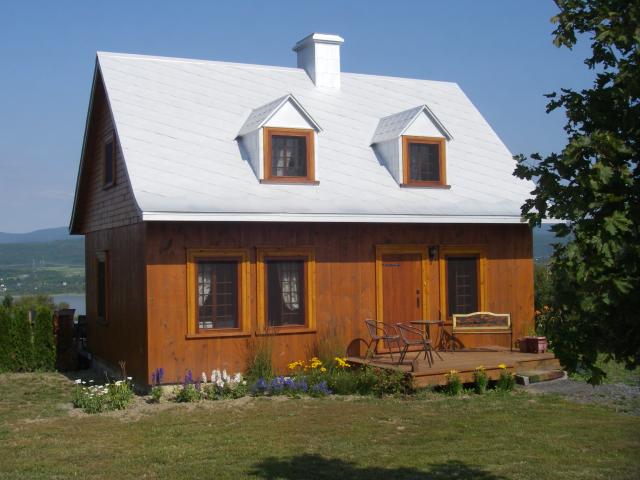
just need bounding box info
[451,312,512,351]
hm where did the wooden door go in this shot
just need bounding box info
[380,253,423,351]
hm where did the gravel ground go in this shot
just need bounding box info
[525,378,640,416]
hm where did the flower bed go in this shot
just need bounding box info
[72,377,134,414]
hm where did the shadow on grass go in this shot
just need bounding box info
[250,454,505,479]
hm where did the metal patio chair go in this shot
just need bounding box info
[396,322,436,367]
[364,319,402,361]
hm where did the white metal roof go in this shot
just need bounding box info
[370,105,453,144]
[92,51,533,224]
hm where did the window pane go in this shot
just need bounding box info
[104,141,114,185]
[446,256,478,316]
[197,260,238,329]
[266,260,305,326]
[271,135,307,177]
[97,259,106,319]
[409,142,440,182]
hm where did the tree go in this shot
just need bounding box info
[514,0,639,383]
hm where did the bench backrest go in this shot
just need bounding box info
[452,312,511,331]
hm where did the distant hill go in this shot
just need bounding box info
[0,226,70,244]
[0,227,84,295]
[533,224,568,263]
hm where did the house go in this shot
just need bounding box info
[70,33,535,385]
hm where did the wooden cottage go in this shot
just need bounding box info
[70,33,535,385]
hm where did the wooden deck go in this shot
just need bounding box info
[347,347,560,387]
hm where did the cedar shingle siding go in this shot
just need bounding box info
[74,74,141,234]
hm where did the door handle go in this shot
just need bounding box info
[416,289,420,308]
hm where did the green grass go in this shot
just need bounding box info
[570,357,640,386]
[0,373,639,479]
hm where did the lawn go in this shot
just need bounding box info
[0,373,639,479]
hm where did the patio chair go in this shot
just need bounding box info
[396,322,436,367]
[364,319,402,361]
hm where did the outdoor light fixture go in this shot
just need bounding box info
[428,246,438,261]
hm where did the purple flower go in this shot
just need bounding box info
[184,370,193,386]
[251,378,268,395]
[311,380,331,396]
[151,367,164,386]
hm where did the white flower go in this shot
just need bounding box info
[115,380,123,385]
[201,372,207,384]
[216,379,224,388]
[222,370,230,382]
[211,370,221,382]
[127,376,132,381]
[242,380,247,385]
[74,379,82,384]
[233,373,242,383]
[89,379,94,383]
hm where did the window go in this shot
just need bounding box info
[402,136,446,186]
[438,246,486,318]
[446,256,479,317]
[186,249,250,338]
[96,251,108,322]
[263,128,315,183]
[196,260,238,330]
[257,247,316,332]
[103,134,116,188]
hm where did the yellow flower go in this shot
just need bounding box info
[320,367,327,373]
[475,365,485,371]
[498,363,507,369]
[309,357,323,369]
[287,360,305,370]
[334,357,351,368]
[449,369,458,375]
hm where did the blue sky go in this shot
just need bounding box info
[0,0,593,233]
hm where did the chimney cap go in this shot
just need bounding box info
[292,33,344,52]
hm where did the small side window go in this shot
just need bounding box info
[96,251,108,322]
[104,134,116,188]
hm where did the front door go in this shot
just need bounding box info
[380,252,423,351]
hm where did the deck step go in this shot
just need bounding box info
[516,369,566,386]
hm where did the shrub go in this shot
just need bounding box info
[445,370,463,396]
[370,367,410,397]
[473,366,488,394]
[32,307,55,370]
[496,364,515,392]
[0,301,55,372]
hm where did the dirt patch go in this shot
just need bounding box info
[525,378,640,415]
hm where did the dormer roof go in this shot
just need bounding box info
[371,105,453,145]
[236,94,322,138]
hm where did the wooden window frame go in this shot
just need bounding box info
[402,135,448,187]
[186,248,250,339]
[262,127,317,184]
[103,131,116,189]
[96,251,109,324]
[256,247,316,334]
[438,246,487,319]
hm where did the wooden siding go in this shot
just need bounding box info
[85,223,147,382]
[73,72,141,234]
[144,222,533,384]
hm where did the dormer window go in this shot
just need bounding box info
[371,105,452,188]
[264,128,315,182]
[236,94,322,185]
[403,136,445,186]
